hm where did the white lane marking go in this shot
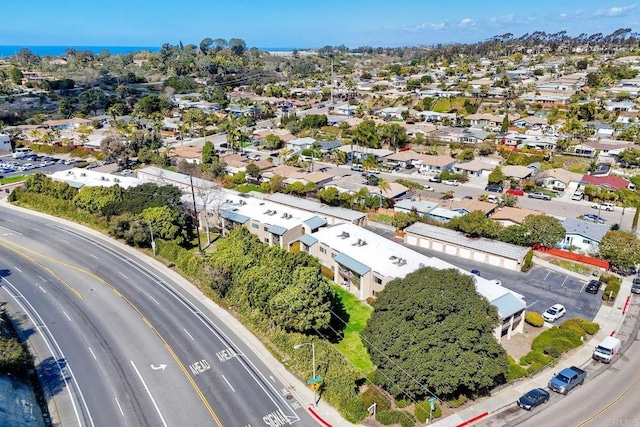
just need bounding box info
[221,375,236,392]
[580,282,587,293]
[89,254,99,260]
[39,285,47,294]
[5,219,14,222]
[0,225,22,235]
[32,227,42,232]
[0,276,93,427]
[130,360,167,427]
[145,293,160,305]
[543,270,551,281]
[184,329,195,341]
[526,300,538,309]
[61,239,70,244]
[114,397,125,417]
[119,272,128,279]
[14,266,22,273]
[561,275,569,287]
[88,347,97,360]
[63,311,71,321]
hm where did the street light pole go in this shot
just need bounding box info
[148,221,156,256]
[294,340,317,407]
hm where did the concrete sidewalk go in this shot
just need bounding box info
[431,265,635,427]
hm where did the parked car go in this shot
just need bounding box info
[485,185,503,193]
[585,280,602,294]
[548,366,586,395]
[542,304,566,322]
[424,186,435,192]
[592,202,614,211]
[506,188,524,196]
[471,269,481,276]
[517,388,550,410]
[486,195,502,204]
[611,265,637,277]
[632,277,640,294]
[405,164,415,170]
[582,213,606,224]
[350,164,364,172]
[428,176,442,183]
[443,179,459,186]
[528,191,551,200]
[571,192,584,201]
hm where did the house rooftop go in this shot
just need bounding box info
[561,218,609,243]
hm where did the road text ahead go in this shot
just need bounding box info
[189,359,211,376]
[263,410,292,427]
[216,348,236,362]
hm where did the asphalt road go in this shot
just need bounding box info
[506,295,640,426]
[368,225,603,323]
[0,207,312,426]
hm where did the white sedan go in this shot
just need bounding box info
[443,179,459,186]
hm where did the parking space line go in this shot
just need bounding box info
[580,282,587,293]
[526,300,538,309]
[543,271,551,281]
[561,275,569,287]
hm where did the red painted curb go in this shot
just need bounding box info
[623,296,631,314]
[610,330,616,336]
[308,407,332,427]
[456,412,489,427]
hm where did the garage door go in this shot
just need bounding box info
[504,259,518,270]
[407,235,418,246]
[459,248,471,259]
[473,252,485,262]
[432,242,443,251]
[445,245,457,255]
[488,255,501,266]
[420,239,430,249]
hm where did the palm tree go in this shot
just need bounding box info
[376,178,391,208]
[28,128,42,142]
[362,154,378,173]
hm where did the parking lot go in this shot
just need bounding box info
[367,225,603,323]
[0,154,82,178]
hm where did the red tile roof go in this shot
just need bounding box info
[581,174,630,190]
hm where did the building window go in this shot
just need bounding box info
[264,238,269,243]
[583,239,590,244]
[263,226,268,231]
[372,290,377,296]
[252,223,259,229]
[374,276,383,285]
[320,247,326,254]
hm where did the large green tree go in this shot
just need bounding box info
[599,230,640,268]
[362,267,508,399]
[353,119,379,148]
[521,214,565,247]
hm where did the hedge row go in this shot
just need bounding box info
[600,275,621,301]
[525,312,544,327]
[521,250,534,272]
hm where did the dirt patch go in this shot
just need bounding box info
[501,323,546,361]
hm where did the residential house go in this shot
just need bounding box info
[501,165,533,180]
[604,101,637,112]
[416,155,456,175]
[384,149,422,168]
[326,176,409,201]
[42,117,93,131]
[581,174,632,191]
[334,104,357,116]
[286,171,334,187]
[561,218,609,254]
[394,199,439,216]
[466,113,518,130]
[336,145,393,162]
[286,137,316,151]
[318,141,342,153]
[513,116,548,130]
[491,207,543,227]
[375,106,408,119]
[303,222,526,341]
[453,158,498,177]
[535,168,583,191]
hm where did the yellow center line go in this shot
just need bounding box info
[0,237,223,426]
[577,372,640,426]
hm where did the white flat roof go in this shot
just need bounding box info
[49,168,141,188]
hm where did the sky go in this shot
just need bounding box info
[2,0,640,49]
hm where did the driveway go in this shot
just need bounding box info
[367,225,603,322]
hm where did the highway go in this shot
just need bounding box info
[0,206,312,426]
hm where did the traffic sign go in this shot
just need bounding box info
[309,382,321,391]
[306,376,323,385]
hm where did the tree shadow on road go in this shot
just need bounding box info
[36,357,69,397]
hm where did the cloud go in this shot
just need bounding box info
[594,4,637,17]
[458,18,475,28]
[395,22,448,33]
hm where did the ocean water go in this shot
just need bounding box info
[0,45,302,58]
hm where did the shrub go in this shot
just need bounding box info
[521,250,534,272]
[507,356,527,381]
[520,349,551,368]
[543,346,562,358]
[395,398,411,408]
[525,312,544,327]
[376,410,416,427]
[602,279,621,301]
[415,399,442,422]
[361,386,392,412]
[577,319,600,335]
[446,394,468,408]
[559,319,587,339]
[394,178,424,190]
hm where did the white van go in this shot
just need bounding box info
[12,147,33,159]
[593,336,622,363]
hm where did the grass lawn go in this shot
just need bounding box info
[0,175,28,184]
[236,184,265,193]
[433,97,474,113]
[331,284,374,374]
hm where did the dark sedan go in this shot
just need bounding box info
[517,388,550,410]
[585,280,602,294]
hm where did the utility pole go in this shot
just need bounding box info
[330,56,334,106]
[190,175,203,252]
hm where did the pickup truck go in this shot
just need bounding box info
[528,191,551,201]
[548,366,586,395]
